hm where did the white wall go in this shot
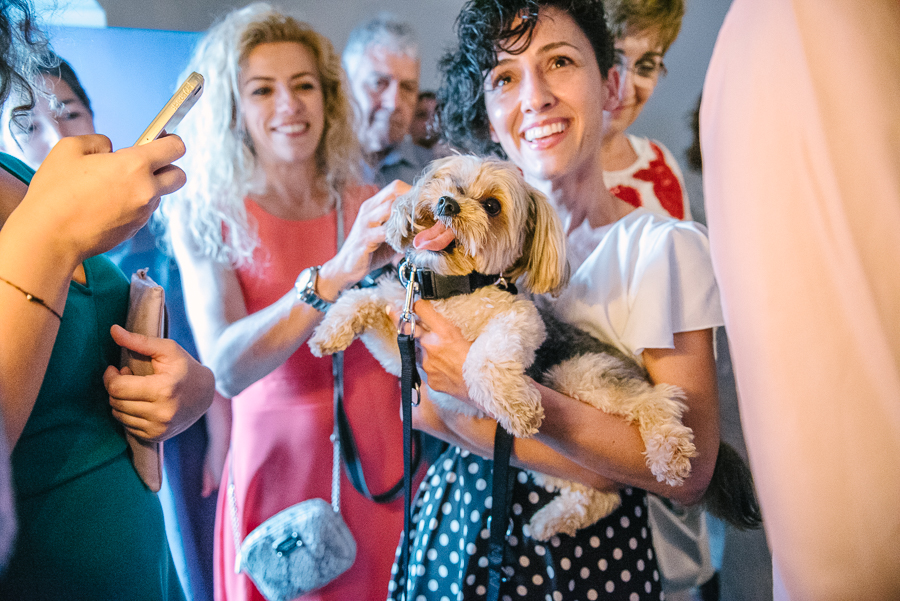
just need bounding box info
[51,0,733,203]
[95,0,467,91]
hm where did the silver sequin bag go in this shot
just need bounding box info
[227,353,357,601]
[230,494,356,601]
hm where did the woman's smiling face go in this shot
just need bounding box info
[604,28,666,140]
[483,7,618,184]
[238,41,325,167]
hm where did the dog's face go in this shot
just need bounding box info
[386,155,568,295]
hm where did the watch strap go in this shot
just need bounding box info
[296,266,332,312]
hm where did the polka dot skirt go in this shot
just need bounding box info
[388,446,664,600]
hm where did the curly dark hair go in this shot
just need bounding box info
[0,0,53,131]
[39,53,93,117]
[439,0,614,157]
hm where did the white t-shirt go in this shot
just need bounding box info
[604,135,693,221]
[540,208,722,365]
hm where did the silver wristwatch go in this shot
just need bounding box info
[294,266,331,312]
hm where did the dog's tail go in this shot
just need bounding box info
[702,441,763,530]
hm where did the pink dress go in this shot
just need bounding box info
[214,186,411,601]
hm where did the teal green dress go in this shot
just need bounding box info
[0,154,185,600]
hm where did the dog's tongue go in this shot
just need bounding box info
[413,221,456,251]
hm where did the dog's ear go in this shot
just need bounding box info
[385,186,418,251]
[518,184,569,295]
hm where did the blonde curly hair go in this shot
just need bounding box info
[161,3,361,266]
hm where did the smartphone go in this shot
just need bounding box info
[133,72,204,146]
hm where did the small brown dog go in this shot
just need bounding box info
[309,155,697,539]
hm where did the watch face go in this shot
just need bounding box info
[296,267,313,293]
[297,267,312,289]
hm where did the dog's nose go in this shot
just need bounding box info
[436,196,460,217]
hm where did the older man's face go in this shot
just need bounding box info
[349,45,420,154]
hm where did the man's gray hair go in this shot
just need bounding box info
[342,12,419,76]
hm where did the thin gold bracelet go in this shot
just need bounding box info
[0,275,63,321]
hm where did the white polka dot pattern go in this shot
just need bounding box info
[388,446,662,600]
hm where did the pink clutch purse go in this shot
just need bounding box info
[120,269,168,492]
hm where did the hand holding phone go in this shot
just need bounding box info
[134,72,204,146]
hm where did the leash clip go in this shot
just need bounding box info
[398,259,418,337]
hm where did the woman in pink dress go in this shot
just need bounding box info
[162,5,412,600]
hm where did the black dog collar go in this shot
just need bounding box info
[398,258,517,300]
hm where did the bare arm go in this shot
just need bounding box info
[170,223,323,398]
[413,299,719,503]
[411,385,619,491]
[201,392,232,497]
[534,329,719,504]
[169,182,408,398]
[0,135,186,448]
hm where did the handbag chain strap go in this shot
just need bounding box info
[330,189,344,514]
[227,465,243,572]
[227,190,346,572]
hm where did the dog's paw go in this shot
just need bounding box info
[529,505,579,541]
[643,423,697,486]
[308,322,357,357]
[493,383,544,438]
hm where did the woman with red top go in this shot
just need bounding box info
[601,0,692,221]
[161,4,411,600]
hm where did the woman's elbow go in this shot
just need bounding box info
[207,355,244,399]
[670,476,710,506]
[213,370,249,399]
[215,379,241,400]
[659,455,716,506]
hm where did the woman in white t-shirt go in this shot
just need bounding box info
[601,0,692,221]
[386,1,724,599]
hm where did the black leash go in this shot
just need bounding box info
[394,259,516,601]
[488,425,514,601]
[397,263,422,601]
[335,263,420,504]
[334,359,420,504]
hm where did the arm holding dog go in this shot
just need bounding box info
[413,299,718,504]
[171,182,405,398]
[535,329,719,505]
[412,381,620,492]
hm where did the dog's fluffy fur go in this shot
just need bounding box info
[309,155,697,540]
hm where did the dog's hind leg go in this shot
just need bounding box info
[527,474,622,540]
[627,382,696,485]
[544,353,696,486]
